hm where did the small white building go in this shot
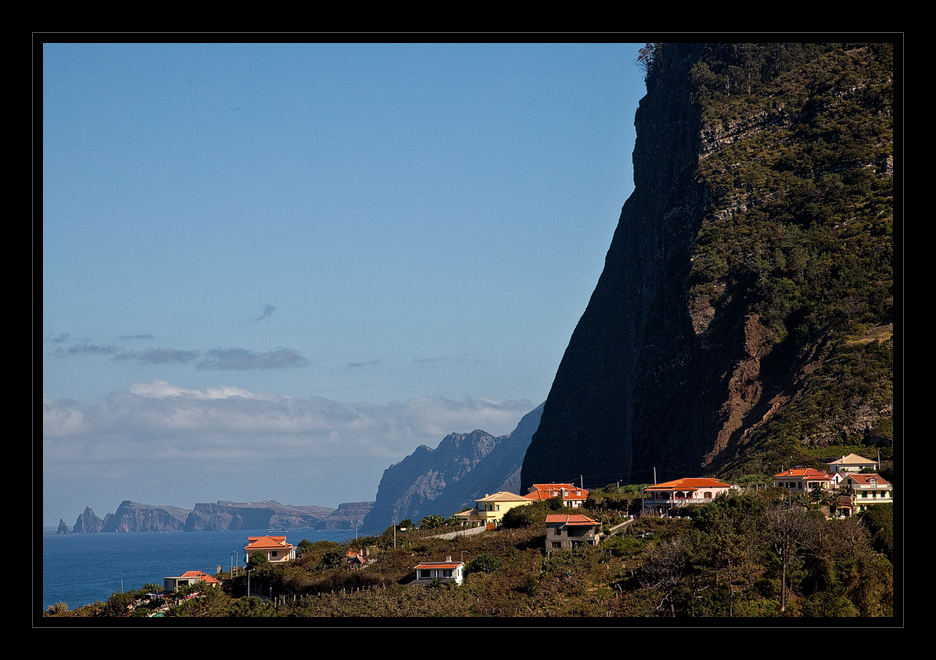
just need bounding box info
[413,556,465,586]
[163,570,220,594]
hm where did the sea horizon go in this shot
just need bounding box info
[40,526,373,612]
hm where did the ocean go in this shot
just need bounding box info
[40,526,363,612]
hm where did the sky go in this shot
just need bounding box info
[41,41,648,529]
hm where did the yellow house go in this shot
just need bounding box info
[455,491,531,529]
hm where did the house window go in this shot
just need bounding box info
[552,542,562,549]
[271,551,278,558]
[419,570,431,579]
[443,570,452,578]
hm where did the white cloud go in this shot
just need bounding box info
[42,380,535,525]
[43,380,532,467]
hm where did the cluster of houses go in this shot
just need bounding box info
[161,455,891,592]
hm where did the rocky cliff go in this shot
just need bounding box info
[363,403,543,530]
[522,42,894,489]
[65,506,107,533]
[183,500,337,531]
[60,499,371,532]
[101,501,191,533]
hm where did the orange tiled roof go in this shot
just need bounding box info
[773,468,830,479]
[545,514,599,526]
[526,483,589,501]
[245,535,294,550]
[171,570,220,583]
[415,561,463,569]
[644,477,732,491]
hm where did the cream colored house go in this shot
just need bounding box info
[835,473,893,516]
[454,491,531,529]
[244,535,296,563]
[773,468,833,495]
[827,453,878,473]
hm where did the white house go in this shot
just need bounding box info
[413,556,465,586]
[641,477,735,516]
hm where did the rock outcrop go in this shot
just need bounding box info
[363,403,542,530]
[101,501,191,532]
[69,506,106,533]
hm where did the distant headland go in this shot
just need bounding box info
[56,499,373,534]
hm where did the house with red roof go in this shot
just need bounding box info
[545,513,601,551]
[525,483,589,508]
[835,473,893,516]
[641,477,735,516]
[244,535,296,563]
[773,468,833,496]
[163,570,221,594]
[413,556,465,586]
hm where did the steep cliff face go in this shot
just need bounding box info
[364,403,543,529]
[183,500,337,531]
[101,501,191,532]
[522,42,894,488]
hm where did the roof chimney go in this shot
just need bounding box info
[446,556,452,563]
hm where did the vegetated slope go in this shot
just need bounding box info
[521,42,894,490]
[48,489,894,618]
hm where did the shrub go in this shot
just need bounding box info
[466,553,499,574]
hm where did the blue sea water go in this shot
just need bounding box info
[40,527,362,612]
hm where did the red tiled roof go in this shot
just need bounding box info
[545,514,599,526]
[773,468,830,479]
[171,570,220,583]
[245,535,294,550]
[643,477,732,491]
[415,561,462,569]
[846,473,890,485]
[526,483,589,500]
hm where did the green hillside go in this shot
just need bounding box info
[44,487,894,619]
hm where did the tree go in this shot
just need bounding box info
[247,551,271,572]
[637,43,661,80]
[419,513,446,529]
[639,535,690,616]
[765,505,816,613]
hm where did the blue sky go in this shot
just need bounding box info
[41,42,647,528]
